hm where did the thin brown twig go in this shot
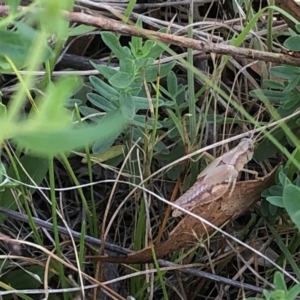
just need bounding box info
[65,11,300,66]
[0,6,300,66]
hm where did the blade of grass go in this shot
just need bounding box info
[267,220,300,280]
[48,157,70,300]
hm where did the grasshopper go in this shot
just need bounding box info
[172,138,255,217]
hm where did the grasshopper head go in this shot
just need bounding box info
[239,138,254,161]
[239,138,254,149]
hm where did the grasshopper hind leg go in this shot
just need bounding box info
[228,177,237,197]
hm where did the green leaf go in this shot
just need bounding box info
[249,89,290,103]
[90,62,118,79]
[263,79,285,90]
[92,129,121,154]
[0,265,51,290]
[147,42,166,59]
[39,0,71,37]
[274,271,287,292]
[0,24,52,71]
[0,58,11,70]
[286,283,300,299]
[131,115,162,129]
[167,71,178,96]
[263,290,272,299]
[144,61,175,82]
[160,85,173,99]
[270,290,286,299]
[284,75,300,91]
[167,109,185,142]
[135,57,154,69]
[82,145,124,162]
[79,106,101,120]
[282,97,298,110]
[64,98,82,108]
[141,40,154,57]
[278,169,290,186]
[260,200,273,216]
[5,0,21,13]
[269,185,283,196]
[13,110,128,156]
[153,140,170,155]
[119,91,135,120]
[261,188,271,198]
[254,134,284,161]
[269,65,300,80]
[130,34,142,56]
[282,92,300,112]
[0,103,7,119]
[295,176,300,188]
[68,25,96,36]
[0,155,48,220]
[283,184,300,231]
[132,96,163,110]
[89,76,119,99]
[269,203,278,216]
[101,32,133,61]
[162,142,184,179]
[109,72,135,89]
[87,93,116,111]
[32,76,82,129]
[284,35,300,51]
[266,196,284,208]
[119,58,136,75]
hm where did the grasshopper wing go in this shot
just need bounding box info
[172,181,229,217]
[197,157,223,181]
[200,164,238,185]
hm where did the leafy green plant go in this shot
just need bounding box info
[262,164,300,229]
[78,28,175,154]
[250,30,300,162]
[0,22,52,72]
[0,10,130,158]
[250,25,300,227]
[3,1,300,299]
[0,2,135,298]
[247,271,300,300]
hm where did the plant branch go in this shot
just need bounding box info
[0,6,300,66]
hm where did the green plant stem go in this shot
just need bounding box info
[107,0,137,65]
[78,221,86,270]
[187,3,196,143]
[59,155,94,235]
[267,1,275,53]
[0,280,33,300]
[267,220,300,280]
[48,157,70,300]
[37,1,75,91]
[151,246,169,300]
[149,75,160,163]
[74,105,97,236]
[3,144,43,245]
[187,1,199,182]
[6,30,48,122]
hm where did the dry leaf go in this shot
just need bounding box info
[88,168,276,263]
